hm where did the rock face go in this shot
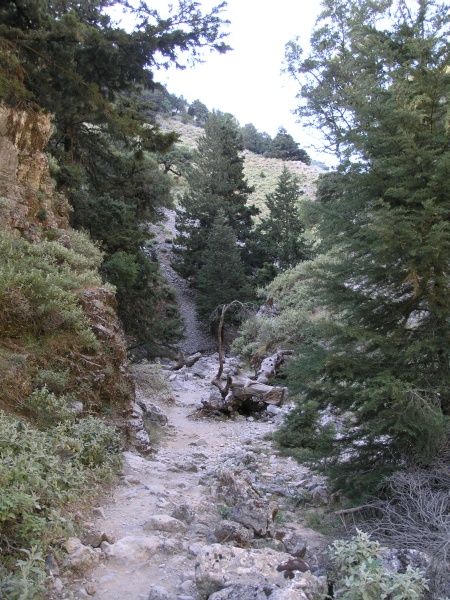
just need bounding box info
[0,104,134,412]
[0,105,68,239]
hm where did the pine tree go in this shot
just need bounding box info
[0,0,230,353]
[278,0,450,496]
[254,166,310,271]
[173,111,258,281]
[266,127,311,164]
[196,210,253,324]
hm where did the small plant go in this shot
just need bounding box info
[330,530,429,599]
[43,229,62,241]
[21,386,76,428]
[0,547,47,600]
[218,505,231,519]
[36,208,48,221]
[131,362,171,399]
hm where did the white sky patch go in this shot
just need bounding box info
[111,0,329,164]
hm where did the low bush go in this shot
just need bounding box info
[330,530,429,599]
[0,412,121,594]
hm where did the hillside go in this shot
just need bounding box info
[159,116,320,214]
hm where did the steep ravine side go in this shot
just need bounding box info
[0,104,133,416]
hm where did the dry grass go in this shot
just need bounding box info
[158,116,320,215]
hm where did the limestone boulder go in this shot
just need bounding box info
[62,545,99,575]
[195,543,295,599]
[143,514,187,534]
[229,499,279,537]
[214,520,254,547]
[215,468,260,505]
[103,535,160,566]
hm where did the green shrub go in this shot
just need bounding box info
[20,386,76,428]
[0,412,120,584]
[330,530,429,599]
[0,547,47,600]
[0,230,101,347]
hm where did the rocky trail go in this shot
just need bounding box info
[52,210,332,600]
[58,355,331,600]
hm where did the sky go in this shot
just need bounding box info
[122,1,327,163]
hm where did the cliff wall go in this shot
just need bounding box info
[0,105,134,415]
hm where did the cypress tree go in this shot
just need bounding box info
[254,166,310,271]
[195,210,253,324]
[173,111,258,281]
[278,0,450,496]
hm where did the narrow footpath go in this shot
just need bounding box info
[60,354,330,600]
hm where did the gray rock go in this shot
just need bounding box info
[138,399,169,425]
[131,402,144,418]
[104,535,160,565]
[207,584,281,600]
[266,405,282,416]
[63,537,82,553]
[45,553,60,575]
[229,499,279,537]
[195,543,326,600]
[207,577,327,600]
[148,585,177,600]
[143,514,187,534]
[283,531,307,558]
[171,504,196,525]
[82,529,115,548]
[92,507,106,519]
[214,520,254,547]
[251,538,286,552]
[71,401,84,415]
[310,486,328,505]
[215,469,260,505]
[62,545,99,575]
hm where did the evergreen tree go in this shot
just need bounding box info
[266,127,311,164]
[196,211,253,324]
[241,123,272,155]
[0,0,230,352]
[278,0,450,496]
[173,111,258,281]
[187,99,210,126]
[254,166,310,271]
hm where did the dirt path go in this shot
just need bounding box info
[61,356,329,600]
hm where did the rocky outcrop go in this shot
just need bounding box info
[0,104,134,413]
[0,105,69,240]
[195,543,327,600]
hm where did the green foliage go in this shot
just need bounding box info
[0,547,47,600]
[173,111,258,284]
[0,0,230,352]
[274,399,335,463]
[265,127,311,164]
[187,99,210,126]
[264,0,450,497]
[0,230,100,346]
[20,386,76,428]
[130,361,171,399]
[0,411,120,576]
[110,251,183,354]
[330,530,429,599]
[241,123,272,155]
[195,210,254,324]
[250,166,310,276]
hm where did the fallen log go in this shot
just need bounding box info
[208,302,286,413]
[211,375,285,408]
[256,349,293,384]
[171,351,202,371]
[228,377,285,405]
